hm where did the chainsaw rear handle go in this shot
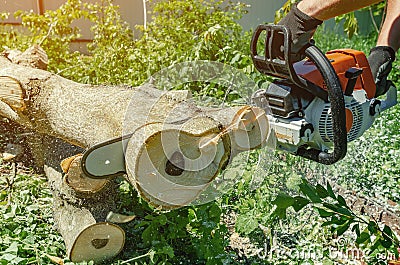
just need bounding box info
[251,24,347,164]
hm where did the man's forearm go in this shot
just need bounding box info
[377,0,400,51]
[297,0,381,21]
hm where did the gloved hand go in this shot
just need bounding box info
[367,46,396,97]
[276,4,323,62]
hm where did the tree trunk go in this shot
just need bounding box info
[0,46,270,262]
[0,46,270,206]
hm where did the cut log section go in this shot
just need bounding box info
[44,136,125,263]
[69,222,125,263]
[52,200,125,263]
[125,105,269,209]
[125,118,229,209]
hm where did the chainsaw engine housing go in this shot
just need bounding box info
[255,49,397,155]
[251,24,397,164]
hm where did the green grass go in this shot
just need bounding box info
[0,165,65,265]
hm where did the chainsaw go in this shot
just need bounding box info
[250,24,397,165]
[80,24,398,182]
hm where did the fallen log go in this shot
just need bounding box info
[0,45,270,262]
[0,46,270,206]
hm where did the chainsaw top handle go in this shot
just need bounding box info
[251,24,347,165]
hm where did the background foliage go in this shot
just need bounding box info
[0,0,399,264]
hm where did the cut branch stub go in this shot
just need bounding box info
[8,45,48,70]
[62,154,109,194]
[0,76,25,111]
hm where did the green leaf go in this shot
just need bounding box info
[368,221,378,234]
[0,253,17,262]
[160,245,175,258]
[315,184,329,198]
[380,238,393,249]
[272,193,295,209]
[235,213,259,235]
[337,195,347,207]
[352,223,360,236]
[299,181,322,203]
[368,237,382,255]
[323,203,340,212]
[316,207,334,218]
[208,203,222,221]
[322,220,336,227]
[326,182,336,199]
[383,225,393,238]
[355,232,370,245]
[336,220,351,237]
[382,225,394,248]
[272,207,287,219]
[335,207,354,218]
[292,196,310,212]
[4,242,18,254]
[156,214,168,225]
[141,228,152,244]
[323,203,353,218]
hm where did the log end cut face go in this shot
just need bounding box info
[231,106,270,151]
[63,154,109,194]
[125,117,230,209]
[69,222,125,263]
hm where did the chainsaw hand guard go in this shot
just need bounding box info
[298,45,347,164]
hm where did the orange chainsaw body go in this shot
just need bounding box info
[294,49,376,99]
